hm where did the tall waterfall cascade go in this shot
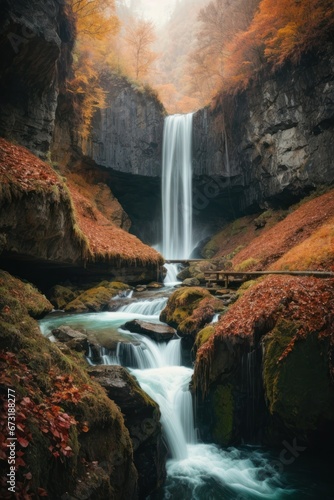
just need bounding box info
[161,113,193,260]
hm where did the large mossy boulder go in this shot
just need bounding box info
[64,281,131,313]
[160,287,225,341]
[0,270,53,319]
[88,365,167,499]
[262,319,334,433]
[0,270,138,499]
[48,285,79,310]
[193,276,334,449]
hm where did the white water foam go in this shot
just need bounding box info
[161,113,193,260]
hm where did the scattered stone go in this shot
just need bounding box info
[122,320,176,342]
[181,277,201,287]
[48,285,78,310]
[135,285,147,292]
[147,282,164,289]
[52,326,88,352]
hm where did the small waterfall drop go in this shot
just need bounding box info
[161,113,193,259]
[163,263,181,286]
[119,297,168,316]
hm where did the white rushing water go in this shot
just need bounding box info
[161,113,193,260]
[39,295,292,499]
[119,297,168,315]
[163,263,181,286]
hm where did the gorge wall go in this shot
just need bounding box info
[193,44,334,220]
[52,72,166,245]
[0,0,73,158]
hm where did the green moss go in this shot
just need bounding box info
[48,285,78,310]
[0,270,52,318]
[212,384,234,445]
[64,281,131,313]
[160,287,211,328]
[0,270,136,498]
[234,257,259,272]
[263,319,334,430]
[195,326,215,349]
[236,279,258,297]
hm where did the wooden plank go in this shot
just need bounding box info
[204,270,334,288]
[204,270,334,278]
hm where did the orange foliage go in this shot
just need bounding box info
[67,180,163,265]
[195,275,334,393]
[270,218,334,272]
[69,0,119,39]
[0,138,162,266]
[0,138,62,192]
[186,0,334,105]
[231,190,334,271]
[123,19,157,81]
[0,353,92,498]
[67,0,120,139]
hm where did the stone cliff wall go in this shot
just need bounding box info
[193,45,334,214]
[0,0,74,159]
[86,74,165,177]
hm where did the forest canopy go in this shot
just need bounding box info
[69,0,334,123]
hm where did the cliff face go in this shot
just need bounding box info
[52,72,165,244]
[86,74,165,177]
[193,45,334,215]
[0,0,74,159]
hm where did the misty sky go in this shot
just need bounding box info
[129,0,176,25]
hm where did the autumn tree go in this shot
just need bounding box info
[67,0,120,139]
[69,0,119,38]
[123,18,157,81]
[187,0,260,104]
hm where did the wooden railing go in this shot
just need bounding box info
[204,270,334,288]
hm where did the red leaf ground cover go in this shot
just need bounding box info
[67,181,163,265]
[232,190,334,271]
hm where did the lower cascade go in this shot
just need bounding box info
[39,296,295,499]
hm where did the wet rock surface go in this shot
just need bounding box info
[193,44,334,218]
[122,319,176,342]
[88,365,167,499]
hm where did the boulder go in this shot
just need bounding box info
[122,320,176,342]
[88,365,167,499]
[64,282,130,313]
[52,325,88,352]
[193,275,334,449]
[160,286,225,342]
[0,271,138,499]
[48,285,78,310]
[181,277,201,287]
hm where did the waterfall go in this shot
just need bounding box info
[119,297,168,315]
[39,296,292,499]
[161,113,193,259]
[163,263,181,286]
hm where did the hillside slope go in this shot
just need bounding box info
[202,189,334,272]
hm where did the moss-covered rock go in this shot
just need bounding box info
[193,276,334,449]
[48,284,78,310]
[194,326,216,351]
[64,281,131,313]
[0,270,52,319]
[0,270,138,499]
[262,319,334,432]
[177,260,215,284]
[160,287,211,328]
[88,365,167,498]
[212,384,234,445]
[160,287,225,342]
